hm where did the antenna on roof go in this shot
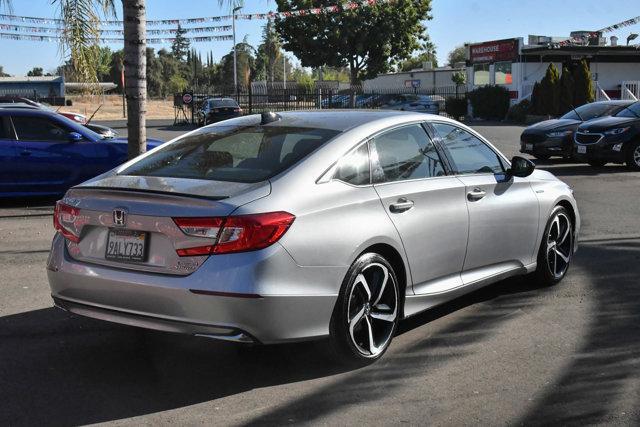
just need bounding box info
[261,111,281,125]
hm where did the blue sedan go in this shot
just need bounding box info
[0,108,163,197]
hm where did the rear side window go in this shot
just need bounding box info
[120,125,340,183]
[432,123,504,175]
[333,143,370,185]
[370,124,445,183]
[12,116,69,142]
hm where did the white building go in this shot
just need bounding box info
[466,34,640,104]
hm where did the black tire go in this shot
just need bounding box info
[534,206,574,286]
[588,159,607,168]
[328,253,400,365]
[534,154,551,161]
[625,141,640,171]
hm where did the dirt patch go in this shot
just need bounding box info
[64,95,175,120]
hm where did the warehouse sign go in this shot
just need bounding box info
[469,38,519,63]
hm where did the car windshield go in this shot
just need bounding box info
[119,124,340,183]
[560,103,627,121]
[209,99,238,108]
[616,102,640,119]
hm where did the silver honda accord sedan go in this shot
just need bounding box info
[47,110,579,363]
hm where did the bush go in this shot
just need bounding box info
[445,96,467,120]
[540,63,560,116]
[573,58,595,107]
[506,99,531,123]
[468,85,510,120]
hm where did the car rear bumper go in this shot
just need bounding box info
[47,234,343,344]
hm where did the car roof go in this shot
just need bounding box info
[251,109,443,132]
[592,100,635,106]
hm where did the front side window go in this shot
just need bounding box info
[333,143,370,185]
[432,123,504,175]
[120,125,340,183]
[494,61,512,85]
[12,116,69,142]
[370,124,445,184]
[473,63,490,86]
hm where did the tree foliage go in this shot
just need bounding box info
[171,24,190,61]
[559,65,575,114]
[539,63,560,116]
[468,85,510,120]
[447,45,466,67]
[274,0,432,84]
[27,67,44,77]
[573,59,594,106]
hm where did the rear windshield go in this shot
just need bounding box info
[209,99,238,108]
[560,103,628,121]
[120,125,340,183]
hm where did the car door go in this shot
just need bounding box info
[371,123,469,294]
[430,122,540,280]
[0,115,21,195]
[11,113,99,194]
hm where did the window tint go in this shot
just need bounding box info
[432,123,503,175]
[561,103,629,121]
[12,116,70,142]
[120,125,340,183]
[210,99,239,108]
[615,102,640,119]
[370,124,445,183]
[334,143,370,185]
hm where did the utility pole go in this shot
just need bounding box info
[232,5,242,95]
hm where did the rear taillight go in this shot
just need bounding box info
[53,201,81,243]
[173,212,295,256]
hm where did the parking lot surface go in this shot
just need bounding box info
[1,122,639,425]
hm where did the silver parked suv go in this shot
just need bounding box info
[47,110,579,364]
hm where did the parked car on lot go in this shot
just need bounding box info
[520,100,634,160]
[197,98,243,126]
[0,95,88,124]
[378,93,441,114]
[48,110,578,364]
[0,108,163,197]
[573,101,640,169]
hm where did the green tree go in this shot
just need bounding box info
[255,20,282,83]
[0,65,9,77]
[27,67,44,77]
[573,59,594,107]
[447,45,466,67]
[167,74,188,94]
[399,35,437,71]
[530,81,542,115]
[559,65,575,114]
[540,63,560,116]
[274,0,433,85]
[218,40,256,88]
[171,24,190,61]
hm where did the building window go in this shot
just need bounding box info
[494,61,512,85]
[473,63,490,86]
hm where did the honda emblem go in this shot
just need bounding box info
[113,209,127,227]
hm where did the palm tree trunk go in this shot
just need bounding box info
[123,0,147,160]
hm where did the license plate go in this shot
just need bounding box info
[577,145,587,154]
[525,143,533,151]
[105,229,148,262]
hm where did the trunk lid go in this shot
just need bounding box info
[60,176,270,275]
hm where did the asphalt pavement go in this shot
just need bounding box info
[1,121,639,426]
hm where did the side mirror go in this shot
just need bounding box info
[68,132,83,143]
[507,156,535,178]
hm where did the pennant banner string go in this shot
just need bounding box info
[0,32,234,44]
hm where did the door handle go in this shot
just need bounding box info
[390,198,414,213]
[467,188,486,201]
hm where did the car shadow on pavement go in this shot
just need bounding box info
[538,163,633,177]
[0,272,551,426]
[1,240,637,425]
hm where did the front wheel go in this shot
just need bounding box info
[328,253,400,365]
[625,141,640,171]
[535,206,574,286]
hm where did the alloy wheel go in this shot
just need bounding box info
[634,145,640,167]
[546,212,573,279]
[346,262,398,357]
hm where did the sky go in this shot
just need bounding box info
[1,0,639,76]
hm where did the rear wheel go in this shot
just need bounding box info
[625,141,640,171]
[535,206,574,286]
[588,159,607,168]
[328,253,400,365]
